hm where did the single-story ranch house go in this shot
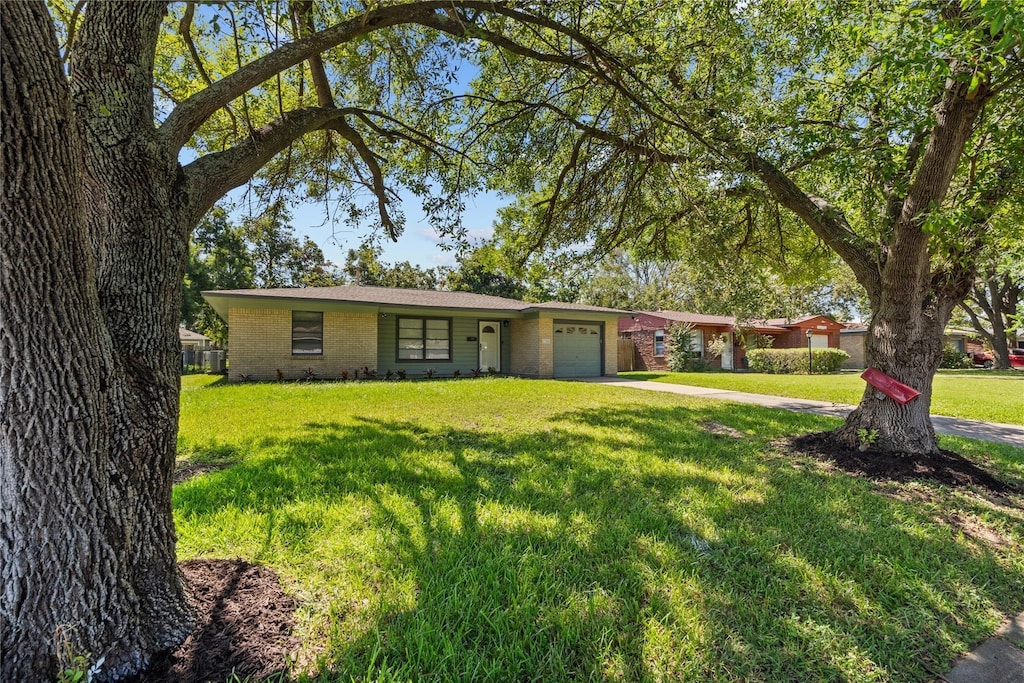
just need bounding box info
[619,311,843,371]
[202,285,627,381]
[840,324,991,369]
[178,327,211,352]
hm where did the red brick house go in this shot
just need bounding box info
[619,311,843,371]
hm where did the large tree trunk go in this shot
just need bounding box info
[1,4,191,681]
[836,294,951,453]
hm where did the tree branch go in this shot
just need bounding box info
[179,3,213,87]
[290,0,335,108]
[741,152,882,301]
[178,106,360,224]
[159,1,470,154]
[322,118,399,240]
[61,0,86,64]
[959,301,995,345]
[887,65,995,290]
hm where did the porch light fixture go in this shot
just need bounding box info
[806,328,813,374]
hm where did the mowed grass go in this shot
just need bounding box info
[619,370,1024,425]
[176,375,1024,682]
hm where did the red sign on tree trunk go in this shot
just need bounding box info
[860,368,922,405]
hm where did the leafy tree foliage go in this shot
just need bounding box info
[570,247,868,320]
[958,239,1024,367]
[461,0,1024,452]
[445,243,527,299]
[342,241,446,289]
[181,206,343,344]
[242,204,342,288]
[664,324,705,372]
[181,208,253,345]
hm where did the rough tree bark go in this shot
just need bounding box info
[829,70,990,453]
[0,2,527,679]
[2,4,192,681]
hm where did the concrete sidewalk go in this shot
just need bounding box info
[579,377,1024,448]
[941,612,1024,683]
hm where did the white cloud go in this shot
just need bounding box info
[430,253,457,266]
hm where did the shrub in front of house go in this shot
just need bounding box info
[939,343,972,369]
[666,324,707,371]
[747,348,849,373]
[811,348,849,372]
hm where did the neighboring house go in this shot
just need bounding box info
[839,324,868,369]
[944,327,986,355]
[619,311,843,371]
[840,325,988,369]
[202,285,627,381]
[178,327,212,352]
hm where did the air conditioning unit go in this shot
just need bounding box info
[208,351,224,373]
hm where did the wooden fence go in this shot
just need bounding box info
[617,338,636,372]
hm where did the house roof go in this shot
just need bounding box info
[178,327,210,341]
[642,311,737,326]
[625,310,788,333]
[625,310,846,334]
[202,285,629,319]
[526,301,633,314]
[761,315,843,329]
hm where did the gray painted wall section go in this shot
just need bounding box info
[376,314,511,376]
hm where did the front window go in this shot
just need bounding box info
[690,329,704,358]
[292,311,323,355]
[398,317,451,361]
[654,329,665,356]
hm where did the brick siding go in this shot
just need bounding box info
[625,326,735,370]
[509,318,540,376]
[603,322,617,376]
[840,332,867,369]
[228,307,377,381]
[509,317,557,377]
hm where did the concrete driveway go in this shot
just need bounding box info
[578,377,1024,448]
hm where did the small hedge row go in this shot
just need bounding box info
[746,348,849,374]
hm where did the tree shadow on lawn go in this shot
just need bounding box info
[174,403,1023,682]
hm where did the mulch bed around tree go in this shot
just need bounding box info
[131,559,300,683]
[790,432,1018,494]
[173,460,234,485]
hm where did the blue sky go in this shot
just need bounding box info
[283,189,507,270]
[220,175,508,272]
[173,3,507,271]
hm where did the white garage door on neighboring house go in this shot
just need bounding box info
[810,334,830,349]
[553,322,603,377]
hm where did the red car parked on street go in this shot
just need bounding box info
[972,349,1024,368]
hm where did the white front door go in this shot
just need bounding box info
[479,321,500,372]
[721,333,734,370]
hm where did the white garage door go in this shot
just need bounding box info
[811,334,830,349]
[553,322,602,377]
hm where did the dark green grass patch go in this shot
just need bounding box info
[176,375,1024,682]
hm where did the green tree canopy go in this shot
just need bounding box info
[458,0,1024,451]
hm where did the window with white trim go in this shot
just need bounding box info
[654,329,666,356]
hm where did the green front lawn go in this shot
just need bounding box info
[619,370,1024,425]
[177,375,1024,682]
